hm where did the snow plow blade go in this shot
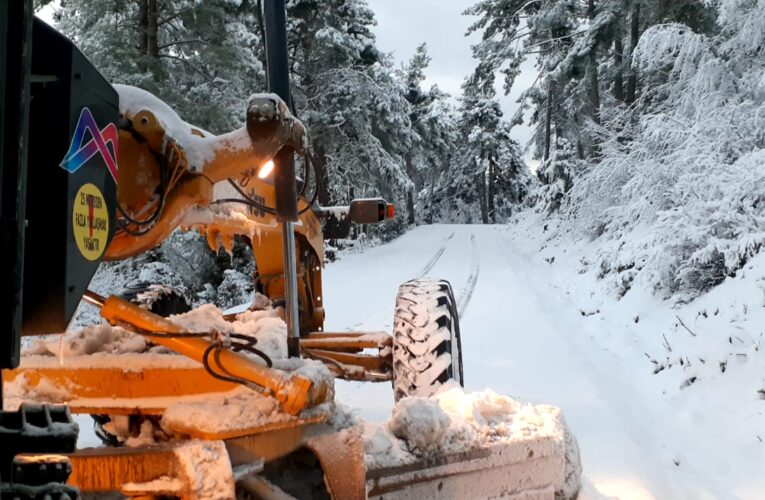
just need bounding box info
[366,438,567,499]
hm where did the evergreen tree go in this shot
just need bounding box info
[287,0,413,230]
[465,0,717,215]
[417,97,461,224]
[453,67,529,223]
[56,0,265,133]
[401,43,433,225]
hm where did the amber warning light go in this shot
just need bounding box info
[381,203,395,220]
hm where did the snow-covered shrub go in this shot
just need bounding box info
[159,231,220,293]
[536,138,579,214]
[568,6,765,299]
[73,231,255,327]
[215,269,254,310]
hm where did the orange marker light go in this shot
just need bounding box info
[386,204,395,219]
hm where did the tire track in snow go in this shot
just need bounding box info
[345,229,456,330]
[418,230,456,276]
[457,233,479,317]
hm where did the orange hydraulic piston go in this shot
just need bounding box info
[99,296,328,415]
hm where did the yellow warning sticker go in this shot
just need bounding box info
[72,183,109,261]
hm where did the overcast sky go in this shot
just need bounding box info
[367,0,537,160]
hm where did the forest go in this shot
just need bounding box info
[21,1,765,495]
[39,0,765,305]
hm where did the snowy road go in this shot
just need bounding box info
[325,224,750,500]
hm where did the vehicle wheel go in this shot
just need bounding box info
[392,278,464,401]
[119,282,191,316]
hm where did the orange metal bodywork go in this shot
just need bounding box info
[106,91,327,333]
[99,296,328,415]
[4,362,238,415]
[13,421,366,499]
[3,89,377,499]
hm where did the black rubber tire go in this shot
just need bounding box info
[392,278,464,401]
[119,282,191,316]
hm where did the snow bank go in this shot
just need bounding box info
[565,7,765,300]
[507,213,765,495]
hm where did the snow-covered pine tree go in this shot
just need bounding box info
[400,43,433,225]
[464,0,756,299]
[567,0,765,298]
[417,97,461,225]
[465,0,595,210]
[56,0,265,133]
[398,43,467,226]
[287,0,413,238]
[465,0,716,212]
[455,67,528,223]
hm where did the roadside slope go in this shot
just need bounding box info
[325,222,764,499]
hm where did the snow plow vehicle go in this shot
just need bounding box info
[0,1,579,498]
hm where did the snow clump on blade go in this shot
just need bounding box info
[389,397,450,454]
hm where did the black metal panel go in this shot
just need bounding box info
[21,20,118,335]
[264,0,298,222]
[0,404,78,483]
[0,0,33,369]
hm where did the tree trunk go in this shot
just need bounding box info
[487,160,495,223]
[137,0,149,72]
[614,25,624,102]
[138,0,148,55]
[475,166,489,224]
[147,0,159,59]
[626,3,640,105]
[426,168,436,224]
[588,54,601,124]
[406,189,416,226]
[658,0,669,21]
[587,0,601,127]
[313,143,331,207]
[543,79,555,162]
[405,155,416,225]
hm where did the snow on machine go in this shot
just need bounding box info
[0,1,580,498]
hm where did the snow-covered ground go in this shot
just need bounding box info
[325,222,765,500]
[51,220,764,498]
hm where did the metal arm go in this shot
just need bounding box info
[264,0,302,358]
